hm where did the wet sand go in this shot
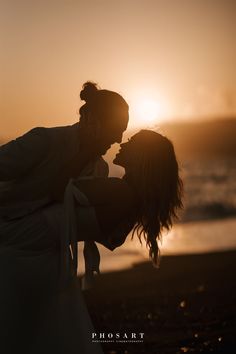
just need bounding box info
[84,250,236,354]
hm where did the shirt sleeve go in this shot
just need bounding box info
[0,127,50,181]
[79,156,109,178]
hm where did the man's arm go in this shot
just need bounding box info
[0,127,50,181]
[79,156,109,178]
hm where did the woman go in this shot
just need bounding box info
[0,130,183,354]
[63,129,183,268]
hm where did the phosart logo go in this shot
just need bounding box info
[91,332,145,343]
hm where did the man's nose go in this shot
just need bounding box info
[115,132,123,143]
[120,141,128,148]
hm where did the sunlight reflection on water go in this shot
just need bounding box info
[78,217,236,274]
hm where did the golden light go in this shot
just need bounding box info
[134,99,160,125]
[129,93,169,128]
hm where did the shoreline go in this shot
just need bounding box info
[78,217,236,275]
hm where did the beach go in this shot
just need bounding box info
[84,250,236,354]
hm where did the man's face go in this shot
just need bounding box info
[99,116,128,155]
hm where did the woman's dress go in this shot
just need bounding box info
[0,182,106,354]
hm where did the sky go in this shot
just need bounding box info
[1,0,235,136]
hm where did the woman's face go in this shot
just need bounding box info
[113,133,139,168]
[114,130,163,168]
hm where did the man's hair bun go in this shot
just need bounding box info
[80,81,99,103]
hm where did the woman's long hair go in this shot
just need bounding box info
[128,130,183,267]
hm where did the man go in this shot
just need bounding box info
[0,82,129,219]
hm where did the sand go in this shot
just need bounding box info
[84,250,236,354]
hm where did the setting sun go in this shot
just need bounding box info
[129,94,168,128]
[134,99,161,125]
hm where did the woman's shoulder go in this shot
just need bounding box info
[74,177,136,207]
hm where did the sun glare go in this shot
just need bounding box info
[129,94,168,128]
[135,99,160,124]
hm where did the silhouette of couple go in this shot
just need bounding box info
[0,82,183,354]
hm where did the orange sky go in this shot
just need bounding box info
[1,0,235,136]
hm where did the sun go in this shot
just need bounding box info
[129,94,168,128]
[135,99,161,124]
